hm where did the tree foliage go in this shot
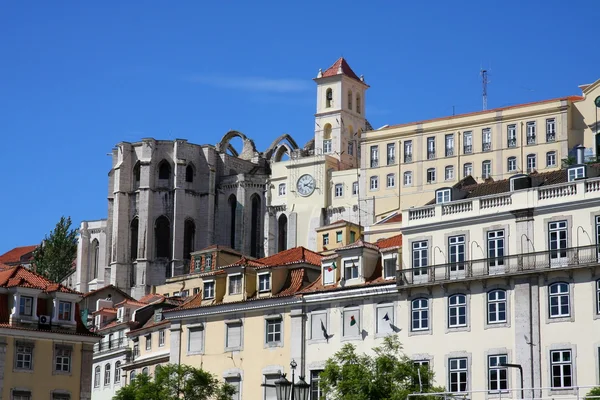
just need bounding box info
[320,335,444,400]
[586,387,600,399]
[113,364,235,400]
[33,216,78,282]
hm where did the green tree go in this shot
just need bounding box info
[586,387,600,399]
[33,216,78,282]
[113,364,236,400]
[320,335,444,400]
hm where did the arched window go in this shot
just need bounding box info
[104,363,111,386]
[356,93,361,114]
[348,90,353,110]
[142,367,149,375]
[130,370,136,383]
[115,361,121,383]
[250,194,261,258]
[155,216,170,259]
[183,219,195,261]
[323,124,332,139]
[158,160,171,180]
[228,195,237,249]
[278,214,288,252]
[90,239,99,279]
[94,366,101,388]
[326,88,333,108]
[130,218,139,260]
[133,162,141,187]
[185,164,194,183]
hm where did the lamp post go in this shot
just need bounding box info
[500,362,524,399]
[273,360,310,400]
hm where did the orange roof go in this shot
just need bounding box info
[382,213,402,224]
[138,293,165,304]
[320,57,362,82]
[92,307,117,315]
[255,247,322,269]
[376,234,403,251]
[0,245,37,264]
[0,266,80,294]
[128,319,170,336]
[114,299,147,307]
[82,284,134,300]
[222,256,265,269]
[301,259,393,295]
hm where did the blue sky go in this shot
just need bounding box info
[0,0,598,252]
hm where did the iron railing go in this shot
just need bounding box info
[398,244,599,286]
[527,135,536,145]
[93,338,129,354]
[404,154,413,163]
[507,138,517,147]
[427,151,436,160]
[463,145,473,154]
[482,142,492,151]
[546,133,556,142]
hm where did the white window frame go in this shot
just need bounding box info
[58,301,72,321]
[436,189,451,204]
[448,294,467,328]
[322,233,329,246]
[547,151,557,167]
[310,370,324,400]
[15,341,33,370]
[348,141,354,156]
[550,350,573,389]
[488,355,508,393]
[445,134,455,156]
[94,366,101,388]
[228,274,242,295]
[445,166,454,181]
[482,160,491,179]
[352,181,358,196]
[548,282,570,318]
[412,241,428,276]
[463,163,473,178]
[187,324,205,354]
[386,173,396,188]
[323,139,332,154]
[427,137,436,159]
[527,154,536,172]
[203,280,215,299]
[323,264,335,285]
[370,176,379,190]
[375,303,395,335]
[145,333,151,350]
[370,146,379,167]
[487,290,507,324]
[387,143,396,165]
[225,320,243,351]
[265,317,283,346]
[383,256,396,280]
[158,329,165,347]
[526,121,536,144]
[104,363,111,386]
[341,306,361,339]
[487,230,505,268]
[548,221,568,263]
[411,298,429,331]
[54,345,71,373]
[334,183,343,197]
[19,296,33,317]
[507,157,517,172]
[278,183,286,196]
[404,140,413,162]
[258,273,271,293]
[426,168,436,183]
[343,258,359,280]
[449,357,468,393]
[404,171,413,186]
[482,128,492,151]
[507,124,517,147]
[463,131,473,154]
[568,166,585,181]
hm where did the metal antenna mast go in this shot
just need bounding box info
[481,69,488,111]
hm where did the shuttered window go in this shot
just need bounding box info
[188,326,204,353]
[323,265,334,285]
[226,377,241,400]
[310,312,327,340]
[376,304,394,334]
[226,322,243,349]
[264,374,279,400]
[342,308,360,338]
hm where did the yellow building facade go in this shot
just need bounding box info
[315,220,362,252]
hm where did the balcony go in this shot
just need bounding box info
[482,142,492,152]
[463,145,472,154]
[371,159,379,168]
[546,133,556,142]
[427,151,436,160]
[93,338,129,355]
[404,154,413,163]
[527,135,536,145]
[398,244,599,287]
[507,138,517,148]
[387,156,395,165]
[445,148,454,157]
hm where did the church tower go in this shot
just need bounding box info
[314,58,369,169]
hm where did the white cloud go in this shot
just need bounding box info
[187,75,310,93]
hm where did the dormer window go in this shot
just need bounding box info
[19,296,33,316]
[436,189,451,204]
[568,166,585,182]
[228,275,242,295]
[344,259,359,280]
[205,254,213,271]
[383,258,396,280]
[203,281,215,299]
[323,264,335,285]
[58,301,72,321]
[258,273,271,293]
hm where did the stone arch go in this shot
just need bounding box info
[264,133,300,161]
[216,130,257,160]
[278,214,288,252]
[272,145,292,162]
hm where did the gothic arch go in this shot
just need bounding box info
[278,214,288,252]
[155,215,171,259]
[183,219,195,260]
[264,133,300,161]
[216,130,257,160]
[250,194,262,258]
[272,144,292,162]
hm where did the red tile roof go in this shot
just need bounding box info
[128,319,170,336]
[0,245,37,264]
[382,213,403,224]
[321,57,362,82]
[138,293,165,304]
[301,259,393,295]
[92,307,117,315]
[222,256,265,269]
[114,299,148,307]
[334,239,380,252]
[82,284,134,300]
[0,266,81,294]
[255,247,322,269]
[376,234,403,251]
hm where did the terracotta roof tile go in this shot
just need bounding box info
[382,213,403,224]
[92,307,117,315]
[376,234,403,251]
[321,58,362,82]
[114,299,148,307]
[128,319,170,336]
[82,284,134,300]
[334,240,379,252]
[221,256,265,269]
[255,247,322,269]
[138,293,165,304]
[300,261,394,296]
[0,266,80,294]
[0,245,37,264]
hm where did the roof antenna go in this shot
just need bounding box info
[481,68,489,111]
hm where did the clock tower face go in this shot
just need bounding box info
[296,174,316,197]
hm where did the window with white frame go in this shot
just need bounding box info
[58,301,72,321]
[203,281,215,299]
[145,333,151,350]
[115,361,121,383]
[526,121,536,144]
[436,189,451,204]
[19,296,33,316]
[445,165,454,181]
[370,176,379,190]
[414,360,430,388]
[323,264,334,285]
[12,391,31,400]
[159,329,165,346]
[104,363,111,386]
[488,355,508,392]
[265,317,282,345]
[15,341,33,370]
[463,131,473,154]
[344,259,358,280]
[427,137,436,159]
[448,294,467,327]
[404,140,413,162]
[342,307,360,337]
[278,183,286,196]
[336,231,342,243]
[258,273,271,292]
[226,377,241,400]
[487,290,507,324]
[188,325,204,353]
[383,257,396,279]
[527,154,536,172]
[94,366,101,387]
[323,139,332,154]
[55,345,71,373]
[482,160,491,179]
[550,350,573,388]
[546,118,556,141]
[548,221,568,260]
[507,124,517,147]
[310,370,324,400]
[370,146,379,167]
[130,370,136,382]
[487,229,505,267]
[205,254,212,270]
[376,303,394,334]
[568,166,585,181]
[546,151,557,167]
[334,183,343,197]
[482,128,492,151]
[225,321,243,350]
[411,298,429,331]
[352,181,358,195]
[448,235,466,271]
[322,233,329,246]
[404,171,413,186]
[426,168,436,183]
[412,241,428,276]
[549,282,570,318]
[264,373,279,400]
[463,163,473,178]
[445,134,455,156]
[449,357,468,392]
[507,157,517,172]
[229,275,242,295]
[386,173,396,188]
[387,143,396,165]
[310,311,328,340]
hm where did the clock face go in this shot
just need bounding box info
[297,174,316,197]
[595,96,600,108]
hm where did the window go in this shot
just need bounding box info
[387,143,396,165]
[551,350,572,388]
[427,137,435,159]
[202,281,215,299]
[482,160,491,179]
[404,140,413,162]
[104,363,111,386]
[342,308,360,337]
[278,183,286,196]
[411,298,429,331]
[352,181,358,195]
[205,254,212,270]
[58,301,72,321]
[130,370,136,382]
[264,373,279,400]
[414,361,430,388]
[185,165,194,183]
[411,241,429,279]
[482,128,492,151]
[188,326,204,353]
[370,146,379,167]
[488,355,508,392]
[487,290,507,324]
[448,294,467,327]
[568,166,585,181]
[323,233,329,246]
[445,134,455,156]
[265,318,282,345]
[348,141,354,156]
[527,154,536,172]
[133,344,139,357]
[323,264,335,285]
[15,341,33,370]
[55,346,71,373]
[229,275,242,295]
[259,273,270,292]
[445,166,454,181]
[449,357,468,392]
[158,161,171,180]
[310,370,323,400]
[12,391,31,400]
[226,377,241,400]
[226,321,243,349]
[145,334,152,350]
[142,367,149,375]
[159,329,165,346]
[344,259,358,280]
[376,304,394,334]
[547,118,556,142]
[507,124,517,147]
[114,361,121,383]
[334,184,343,197]
[548,221,568,261]
[448,235,466,272]
[336,231,342,243]
[348,90,353,109]
[52,394,70,400]
[549,282,570,318]
[426,168,436,183]
[383,258,396,279]
[507,157,517,172]
[350,231,356,242]
[526,121,536,144]
[487,230,505,267]
[19,296,33,316]
[547,151,557,167]
[386,173,396,188]
[356,93,361,114]
[463,163,473,178]
[436,189,451,204]
[325,88,332,108]
[94,366,101,387]
[323,139,332,154]
[463,131,473,154]
[370,176,379,190]
[403,171,413,186]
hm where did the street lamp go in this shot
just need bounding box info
[500,362,524,399]
[274,360,310,400]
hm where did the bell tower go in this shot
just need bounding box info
[314,58,369,169]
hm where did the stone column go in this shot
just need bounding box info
[289,308,306,377]
[288,212,298,249]
[170,321,182,365]
[76,222,90,293]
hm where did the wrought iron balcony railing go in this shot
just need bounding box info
[527,135,536,145]
[463,145,473,154]
[507,138,517,148]
[404,154,413,163]
[546,134,556,142]
[482,142,492,151]
[93,338,129,354]
[427,151,436,160]
[445,148,454,157]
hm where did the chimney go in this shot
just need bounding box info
[575,145,585,165]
